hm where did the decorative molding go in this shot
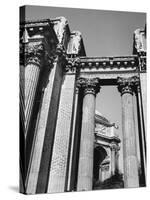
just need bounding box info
[117,76,139,95]
[63,56,139,75]
[65,57,80,72]
[76,77,101,96]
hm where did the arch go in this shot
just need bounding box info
[93,146,108,184]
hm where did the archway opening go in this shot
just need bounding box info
[93,146,107,186]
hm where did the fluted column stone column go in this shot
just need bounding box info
[117,76,139,188]
[24,41,44,137]
[135,83,146,185]
[77,78,101,191]
[67,87,79,191]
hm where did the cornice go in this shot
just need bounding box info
[20,19,58,44]
[20,19,51,28]
[76,56,138,69]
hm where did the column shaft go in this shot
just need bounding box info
[77,78,100,191]
[25,63,40,136]
[26,58,63,194]
[77,93,95,191]
[121,92,139,187]
[111,149,116,175]
[67,88,79,191]
[20,65,25,128]
[139,74,147,139]
[115,151,119,172]
[136,87,146,185]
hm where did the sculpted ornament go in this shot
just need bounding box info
[53,17,68,43]
[24,41,45,67]
[134,29,144,53]
[65,57,80,72]
[117,76,139,95]
[70,31,82,54]
[77,77,101,96]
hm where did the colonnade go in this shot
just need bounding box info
[20,41,146,191]
[76,76,144,190]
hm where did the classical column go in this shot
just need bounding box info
[139,52,147,139]
[110,143,117,175]
[23,41,44,138]
[139,74,146,136]
[67,87,79,191]
[26,48,64,194]
[77,77,101,191]
[135,83,146,185]
[117,76,139,188]
[115,151,119,173]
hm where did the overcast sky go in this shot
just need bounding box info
[23,5,146,172]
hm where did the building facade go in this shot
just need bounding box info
[20,15,146,194]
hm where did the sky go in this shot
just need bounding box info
[24,5,146,172]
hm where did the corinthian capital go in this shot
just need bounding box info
[77,77,101,96]
[24,41,45,67]
[117,76,139,95]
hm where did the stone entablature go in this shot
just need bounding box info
[67,55,138,70]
